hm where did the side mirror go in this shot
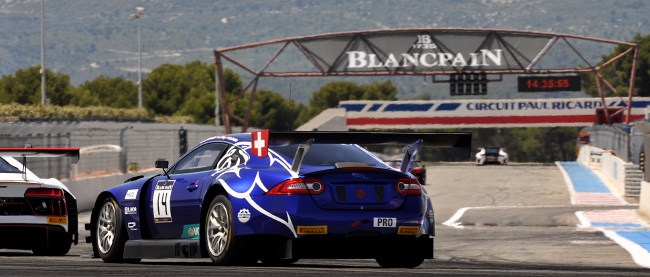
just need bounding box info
[155,160,169,169]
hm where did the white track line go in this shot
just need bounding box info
[442,204,633,229]
[602,230,650,268]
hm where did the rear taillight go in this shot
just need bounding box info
[267,178,325,195]
[24,188,63,198]
[24,188,66,216]
[395,178,421,195]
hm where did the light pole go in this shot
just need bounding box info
[40,0,46,105]
[131,7,145,110]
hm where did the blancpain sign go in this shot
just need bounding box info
[297,32,551,73]
[346,49,503,68]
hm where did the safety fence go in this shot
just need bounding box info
[0,120,239,180]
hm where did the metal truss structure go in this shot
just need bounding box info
[213,28,638,133]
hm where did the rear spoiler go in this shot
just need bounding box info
[0,147,80,164]
[267,131,471,174]
[268,131,472,157]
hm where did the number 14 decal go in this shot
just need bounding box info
[153,180,175,223]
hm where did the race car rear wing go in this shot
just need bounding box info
[267,131,472,174]
[0,147,80,164]
[0,147,80,181]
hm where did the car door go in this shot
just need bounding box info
[147,142,228,239]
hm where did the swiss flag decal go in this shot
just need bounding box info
[251,130,269,158]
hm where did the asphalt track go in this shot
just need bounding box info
[2,165,650,276]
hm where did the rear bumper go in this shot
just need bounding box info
[0,224,74,250]
[476,156,507,164]
[252,235,434,259]
[293,236,433,259]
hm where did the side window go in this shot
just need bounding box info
[172,143,227,174]
[215,145,249,171]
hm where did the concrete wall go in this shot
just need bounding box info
[601,152,627,191]
[0,121,241,179]
[63,169,159,212]
[578,144,643,197]
[640,181,650,219]
[577,145,604,169]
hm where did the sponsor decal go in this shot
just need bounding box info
[47,216,67,225]
[427,209,434,224]
[124,206,137,215]
[127,221,137,231]
[351,173,369,180]
[398,226,420,235]
[181,224,200,239]
[238,208,251,223]
[373,217,396,228]
[125,189,138,200]
[297,226,328,235]
[413,34,438,49]
[251,130,269,158]
[356,189,366,199]
[153,180,175,223]
[215,135,239,142]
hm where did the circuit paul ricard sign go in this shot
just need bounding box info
[298,31,552,72]
[340,98,650,129]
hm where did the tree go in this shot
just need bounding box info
[246,89,304,130]
[144,61,215,116]
[71,75,137,108]
[582,33,650,97]
[295,80,398,127]
[143,63,189,115]
[174,66,250,124]
[0,65,72,106]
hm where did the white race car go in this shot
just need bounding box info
[476,147,508,165]
[0,147,79,255]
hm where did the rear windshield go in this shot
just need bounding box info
[270,144,378,166]
[485,147,500,154]
[0,158,22,173]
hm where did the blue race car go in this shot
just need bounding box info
[86,130,471,268]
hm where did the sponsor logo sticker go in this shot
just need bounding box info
[398,226,420,235]
[181,224,200,239]
[125,189,138,200]
[373,217,396,228]
[47,216,67,225]
[153,180,175,223]
[251,130,269,158]
[127,221,137,231]
[238,208,250,223]
[297,226,327,235]
[124,206,137,215]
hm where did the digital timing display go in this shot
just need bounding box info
[517,76,581,92]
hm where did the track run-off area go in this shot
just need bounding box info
[1,164,650,276]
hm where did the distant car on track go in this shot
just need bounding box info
[475,147,508,165]
[86,130,471,268]
[0,147,80,255]
[386,160,426,185]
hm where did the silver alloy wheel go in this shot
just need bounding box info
[97,201,116,254]
[206,202,229,257]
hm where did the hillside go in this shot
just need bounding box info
[1,0,648,103]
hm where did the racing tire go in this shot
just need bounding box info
[32,239,72,256]
[260,258,299,266]
[375,257,425,268]
[204,194,257,266]
[95,196,138,263]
